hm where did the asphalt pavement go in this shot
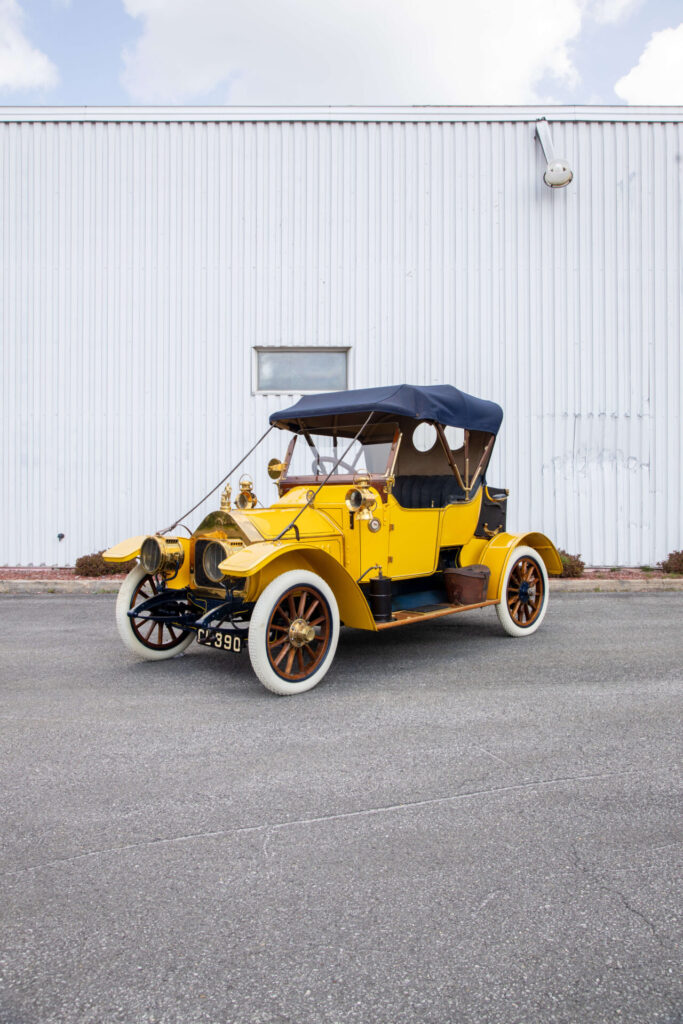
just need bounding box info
[1,593,681,1024]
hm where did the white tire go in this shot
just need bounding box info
[115,564,194,661]
[248,570,340,695]
[495,545,550,637]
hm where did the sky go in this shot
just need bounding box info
[1,0,682,106]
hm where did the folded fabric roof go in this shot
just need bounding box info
[270,384,504,436]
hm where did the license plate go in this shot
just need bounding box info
[196,627,245,653]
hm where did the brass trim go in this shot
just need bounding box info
[268,458,286,480]
[482,523,502,538]
[236,490,257,510]
[140,535,184,576]
[288,618,316,647]
[376,599,498,630]
[345,485,376,514]
[237,475,258,509]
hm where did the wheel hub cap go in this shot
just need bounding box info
[289,618,316,647]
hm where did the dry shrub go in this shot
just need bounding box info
[74,551,137,577]
[557,549,585,578]
[660,550,683,574]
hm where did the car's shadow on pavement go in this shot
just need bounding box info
[112,604,561,700]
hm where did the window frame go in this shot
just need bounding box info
[252,346,351,396]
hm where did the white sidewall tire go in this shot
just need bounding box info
[115,564,194,661]
[248,570,340,695]
[495,545,550,638]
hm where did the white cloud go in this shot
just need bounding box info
[121,0,585,105]
[0,0,58,92]
[615,23,683,103]
[590,0,641,25]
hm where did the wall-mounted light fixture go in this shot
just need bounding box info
[536,119,573,188]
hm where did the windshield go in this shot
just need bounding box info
[282,431,396,482]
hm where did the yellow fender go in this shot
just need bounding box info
[102,536,146,563]
[462,531,563,602]
[219,541,377,631]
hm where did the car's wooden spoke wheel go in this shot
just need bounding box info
[115,564,195,661]
[506,556,544,628]
[266,585,332,681]
[129,572,190,651]
[248,570,340,695]
[495,545,549,638]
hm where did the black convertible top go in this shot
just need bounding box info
[270,384,503,436]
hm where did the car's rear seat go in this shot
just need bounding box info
[392,475,467,508]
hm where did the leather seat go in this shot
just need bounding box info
[393,475,466,508]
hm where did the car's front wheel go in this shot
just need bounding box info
[115,564,194,660]
[248,570,340,695]
[495,545,549,637]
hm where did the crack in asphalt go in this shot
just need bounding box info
[3,767,643,879]
[569,845,674,952]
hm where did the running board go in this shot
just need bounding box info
[376,599,498,630]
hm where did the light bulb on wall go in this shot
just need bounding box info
[544,159,573,188]
[536,119,574,189]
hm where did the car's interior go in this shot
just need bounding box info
[279,415,497,509]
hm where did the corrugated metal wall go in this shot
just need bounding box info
[1,112,681,566]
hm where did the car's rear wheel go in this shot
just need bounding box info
[115,564,194,660]
[248,570,340,695]
[495,545,549,637]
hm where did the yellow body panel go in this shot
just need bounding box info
[439,489,483,546]
[387,504,441,578]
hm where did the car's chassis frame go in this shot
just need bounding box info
[127,586,251,637]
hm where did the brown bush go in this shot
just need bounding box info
[557,549,585,578]
[74,551,137,577]
[659,550,683,574]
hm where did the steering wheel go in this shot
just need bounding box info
[312,456,360,475]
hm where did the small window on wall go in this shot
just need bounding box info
[255,347,349,394]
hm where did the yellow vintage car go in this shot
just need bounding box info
[104,384,562,695]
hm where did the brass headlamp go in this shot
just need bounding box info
[201,540,231,583]
[236,475,257,510]
[139,536,184,576]
[200,539,245,587]
[345,484,376,520]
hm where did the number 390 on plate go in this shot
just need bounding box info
[197,628,243,653]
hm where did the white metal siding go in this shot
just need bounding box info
[1,111,681,566]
